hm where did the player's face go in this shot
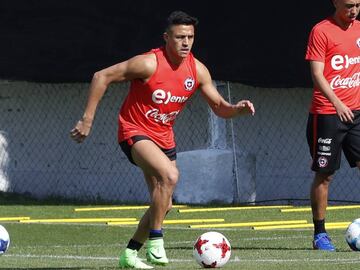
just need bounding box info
[164,24,195,61]
[334,0,360,22]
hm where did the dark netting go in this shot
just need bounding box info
[0,80,358,204]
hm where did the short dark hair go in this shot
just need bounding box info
[166,11,198,32]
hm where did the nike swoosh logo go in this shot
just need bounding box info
[150,251,162,260]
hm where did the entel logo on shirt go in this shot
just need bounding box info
[331,54,360,70]
[152,89,188,104]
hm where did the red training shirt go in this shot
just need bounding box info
[118,47,199,149]
[305,17,360,114]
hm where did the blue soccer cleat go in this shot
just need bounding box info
[313,233,335,251]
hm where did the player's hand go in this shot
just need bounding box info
[70,118,93,143]
[233,100,255,116]
[335,102,354,123]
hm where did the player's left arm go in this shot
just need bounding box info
[196,59,255,119]
[309,60,354,122]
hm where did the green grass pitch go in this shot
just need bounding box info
[0,200,360,269]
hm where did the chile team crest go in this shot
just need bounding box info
[357,38,360,48]
[317,156,328,168]
[184,77,195,91]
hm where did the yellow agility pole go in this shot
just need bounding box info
[190,220,308,229]
[281,205,360,213]
[74,205,188,212]
[0,217,30,221]
[19,217,137,223]
[179,205,293,213]
[253,221,352,230]
[108,218,225,226]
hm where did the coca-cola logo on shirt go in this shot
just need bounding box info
[330,54,360,90]
[145,109,180,124]
[330,72,360,90]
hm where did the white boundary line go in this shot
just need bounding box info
[16,236,309,249]
[4,254,360,264]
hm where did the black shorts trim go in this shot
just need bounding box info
[119,135,177,166]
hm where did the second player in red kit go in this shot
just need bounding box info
[305,0,360,252]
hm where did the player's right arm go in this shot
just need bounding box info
[309,60,354,122]
[70,54,156,143]
[196,59,254,118]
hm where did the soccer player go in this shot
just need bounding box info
[70,11,255,269]
[305,0,360,251]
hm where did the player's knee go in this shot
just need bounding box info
[157,165,179,189]
[166,166,179,187]
[315,172,333,183]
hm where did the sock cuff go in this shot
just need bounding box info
[127,239,143,251]
[149,229,163,239]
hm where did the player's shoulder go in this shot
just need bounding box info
[132,51,156,63]
[194,58,211,84]
[130,52,157,71]
[194,58,207,72]
[353,19,360,28]
[311,17,334,32]
[122,52,157,80]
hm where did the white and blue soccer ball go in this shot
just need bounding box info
[193,231,231,268]
[0,225,10,255]
[345,218,360,251]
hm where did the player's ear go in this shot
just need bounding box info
[332,0,338,8]
[163,32,168,42]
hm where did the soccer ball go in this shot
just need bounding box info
[0,225,10,255]
[193,231,231,268]
[345,218,360,251]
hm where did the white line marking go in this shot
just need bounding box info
[16,236,309,249]
[5,254,118,261]
[4,254,360,264]
[240,235,309,241]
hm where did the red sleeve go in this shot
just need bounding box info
[305,26,327,62]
